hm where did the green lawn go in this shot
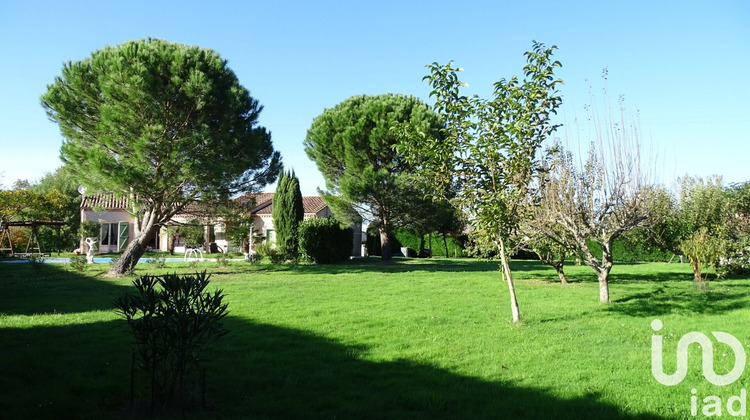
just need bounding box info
[1,258,749,419]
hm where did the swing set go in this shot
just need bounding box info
[0,220,67,257]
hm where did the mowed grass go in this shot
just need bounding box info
[1,258,750,419]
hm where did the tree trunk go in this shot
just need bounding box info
[691,261,703,287]
[498,238,521,323]
[598,242,614,303]
[443,234,449,258]
[379,225,392,261]
[418,233,426,258]
[555,264,569,284]
[107,220,158,276]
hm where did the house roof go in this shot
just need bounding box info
[80,194,130,210]
[238,193,329,216]
[235,192,274,213]
[81,192,329,216]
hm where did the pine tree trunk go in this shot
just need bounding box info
[379,225,392,261]
[498,238,521,323]
[107,223,158,276]
[443,234,449,258]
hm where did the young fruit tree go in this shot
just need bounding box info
[652,176,736,287]
[519,147,579,285]
[304,94,443,261]
[398,42,563,323]
[41,39,281,275]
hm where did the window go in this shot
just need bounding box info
[101,223,117,246]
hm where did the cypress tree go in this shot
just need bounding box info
[272,170,304,261]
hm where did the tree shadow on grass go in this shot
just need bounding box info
[248,257,504,276]
[251,258,578,277]
[0,315,667,419]
[0,262,134,315]
[259,259,697,284]
[210,317,665,419]
[0,319,131,418]
[606,284,750,317]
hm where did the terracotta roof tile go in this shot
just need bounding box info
[235,192,274,212]
[302,196,328,214]
[254,195,328,215]
[80,193,130,210]
[81,192,330,217]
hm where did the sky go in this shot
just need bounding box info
[0,0,748,195]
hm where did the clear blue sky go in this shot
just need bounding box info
[1,0,748,195]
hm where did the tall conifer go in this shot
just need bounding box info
[272,170,303,261]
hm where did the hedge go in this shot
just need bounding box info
[299,218,353,264]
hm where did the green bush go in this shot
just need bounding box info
[226,224,251,253]
[253,241,285,264]
[299,218,353,264]
[585,237,673,263]
[387,229,466,258]
[147,255,166,269]
[28,254,45,274]
[215,253,230,267]
[267,250,286,264]
[180,220,205,249]
[113,271,229,406]
[254,242,272,260]
[69,255,88,272]
[79,220,100,242]
[245,253,261,265]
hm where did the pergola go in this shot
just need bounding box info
[0,220,67,257]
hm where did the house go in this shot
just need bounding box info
[79,192,362,256]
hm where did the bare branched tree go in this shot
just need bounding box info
[533,101,658,302]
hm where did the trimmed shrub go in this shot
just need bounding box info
[299,218,353,264]
[392,229,467,258]
[585,237,673,263]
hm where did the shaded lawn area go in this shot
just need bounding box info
[1,258,749,418]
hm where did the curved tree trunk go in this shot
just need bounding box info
[555,264,569,284]
[107,210,160,276]
[498,238,521,323]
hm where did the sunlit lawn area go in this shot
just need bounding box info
[1,258,749,418]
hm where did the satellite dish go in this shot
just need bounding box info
[77,185,86,195]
